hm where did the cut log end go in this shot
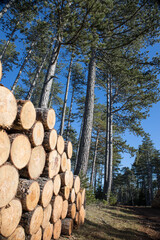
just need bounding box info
[36,108,56,130]
[43,223,53,240]
[74,175,81,194]
[53,174,61,196]
[30,227,42,240]
[28,121,44,147]
[0,164,19,208]
[0,198,22,237]
[61,200,68,220]
[28,146,46,180]
[0,85,17,128]
[53,219,61,240]
[43,129,57,151]
[65,141,73,159]
[56,135,64,155]
[30,206,43,235]
[10,134,31,169]
[40,179,54,208]
[42,204,52,229]
[45,150,60,178]
[8,226,25,240]
[76,192,82,211]
[51,195,63,223]
[0,130,10,166]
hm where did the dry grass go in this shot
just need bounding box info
[66,203,154,240]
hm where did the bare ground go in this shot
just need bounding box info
[60,204,160,240]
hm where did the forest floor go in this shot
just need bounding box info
[60,203,160,240]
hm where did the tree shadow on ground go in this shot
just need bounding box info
[73,219,152,240]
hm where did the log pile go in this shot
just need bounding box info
[0,83,86,239]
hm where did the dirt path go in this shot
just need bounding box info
[128,206,160,240]
[68,204,160,240]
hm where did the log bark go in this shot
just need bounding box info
[60,171,70,186]
[74,212,80,227]
[73,175,80,194]
[20,146,46,180]
[42,150,60,178]
[61,200,68,220]
[0,198,22,237]
[61,218,73,236]
[56,135,64,155]
[59,186,70,200]
[67,203,76,219]
[42,223,53,240]
[66,158,71,171]
[76,192,82,211]
[37,178,54,208]
[0,85,17,128]
[26,228,42,240]
[51,195,63,223]
[20,206,43,235]
[59,152,67,172]
[53,219,61,240]
[43,129,57,151]
[0,61,2,80]
[0,163,19,208]
[65,141,73,159]
[9,134,31,169]
[12,100,36,130]
[53,174,61,196]
[0,130,10,166]
[16,178,40,211]
[26,121,44,147]
[68,188,75,204]
[42,204,52,229]
[36,108,56,130]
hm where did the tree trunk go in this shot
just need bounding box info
[74,48,96,175]
[106,76,113,202]
[0,0,15,19]
[90,130,99,186]
[0,21,19,61]
[66,86,75,141]
[26,51,49,100]
[39,41,61,108]
[60,55,73,135]
[74,118,83,171]
[103,75,110,199]
[11,42,35,92]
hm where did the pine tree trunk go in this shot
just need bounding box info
[74,118,83,172]
[103,75,110,199]
[39,41,61,108]
[26,51,49,100]
[60,55,73,135]
[106,76,113,202]
[66,87,75,141]
[0,0,15,19]
[90,130,99,186]
[11,42,35,92]
[0,21,19,61]
[74,48,96,175]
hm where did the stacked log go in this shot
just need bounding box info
[0,83,86,239]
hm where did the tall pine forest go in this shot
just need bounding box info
[0,0,160,206]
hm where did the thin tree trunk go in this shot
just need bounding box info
[11,42,35,92]
[103,75,110,199]
[39,41,61,108]
[25,51,49,100]
[60,55,73,135]
[147,154,153,205]
[106,75,113,202]
[74,118,83,172]
[0,21,19,61]
[0,0,15,19]
[90,130,99,186]
[157,173,160,189]
[66,87,75,141]
[94,168,97,192]
[74,48,96,176]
